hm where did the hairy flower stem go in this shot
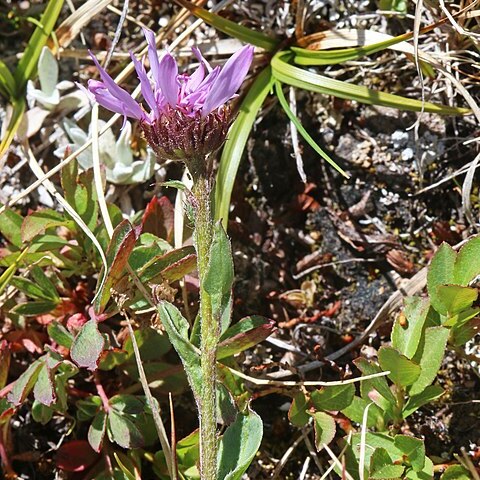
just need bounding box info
[192,172,218,480]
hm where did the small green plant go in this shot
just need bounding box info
[55,119,156,185]
[27,46,86,113]
[0,0,65,155]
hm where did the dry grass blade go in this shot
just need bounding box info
[91,104,114,237]
[289,86,307,183]
[439,0,480,46]
[359,403,373,480]
[319,433,352,480]
[227,367,390,387]
[22,143,109,278]
[323,442,355,480]
[55,0,114,48]
[462,152,480,229]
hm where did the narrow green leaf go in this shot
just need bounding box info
[76,396,102,421]
[341,396,385,428]
[204,221,234,332]
[70,320,105,371]
[409,326,449,396]
[88,411,107,452]
[0,248,29,296]
[354,357,397,406]
[216,383,237,426]
[108,410,144,449]
[61,166,99,233]
[30,266,59,301]
[10,276,54,301]
[14,0,65,91]
[174,0,278,51]
[271,51,469,115]
[0,97,26,158]
[427,243,456,315]
[403,385,444,418]
[138,246,195,283]
[288,391,310,427]
[311,411,336,451]
[0,60,15,99]
[292,29,414,65]
[392,296,430,359]
[436,284,478,315]
[378,346,421,387]
[12,300,58,316]
[215,67,274,227]
[33,362,56,407]
[0,208,24,248]
[31,400,54,425]
[453,235,480,285]
[274,80,349,177]
[21,208,68,243]
[94,219,138,314]
[47,322,74,349]
[217,409,263,480]
[7,359,43,406]
[310,383,355,411]
[217,316,275,359]
[157,301,202,400]
[450,316,480,346]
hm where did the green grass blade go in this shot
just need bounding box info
[0,97,26,158]
[291,31,413,65]
[14,0,65,92]
[215,67,274,227]
[272,51,469,115]
[274,81,349,178]
[0,60,16,99]
[174,0,278,51]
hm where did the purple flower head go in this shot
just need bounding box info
[87,29,254,163]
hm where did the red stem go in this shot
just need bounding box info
[93,373,110,412]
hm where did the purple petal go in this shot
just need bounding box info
[158,52,179,106]
[192,46,212,73]
[88,80,141,125]
[88,52,144,120]
[201,45,254,116]
[186,62,205,93]
[142,28,161,89]
[130,52,159,118]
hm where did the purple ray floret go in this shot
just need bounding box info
[87,29,254,124]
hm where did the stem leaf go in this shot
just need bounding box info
[217,408,263,480]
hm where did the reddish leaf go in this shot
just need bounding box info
[139,246,195,283]
[33,362,56,406]
[56,440,98,472]
[94,220,139,314]
[142,196,175,244]
[71,320,105,371]
[7,360,43,406]
[0,340,10,389]
[21,209,68,243]
[161,253,197,282]
[218,317,276,359]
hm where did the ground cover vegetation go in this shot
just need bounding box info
[0,0,479,478]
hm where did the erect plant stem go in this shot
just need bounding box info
[192,172,218,480]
